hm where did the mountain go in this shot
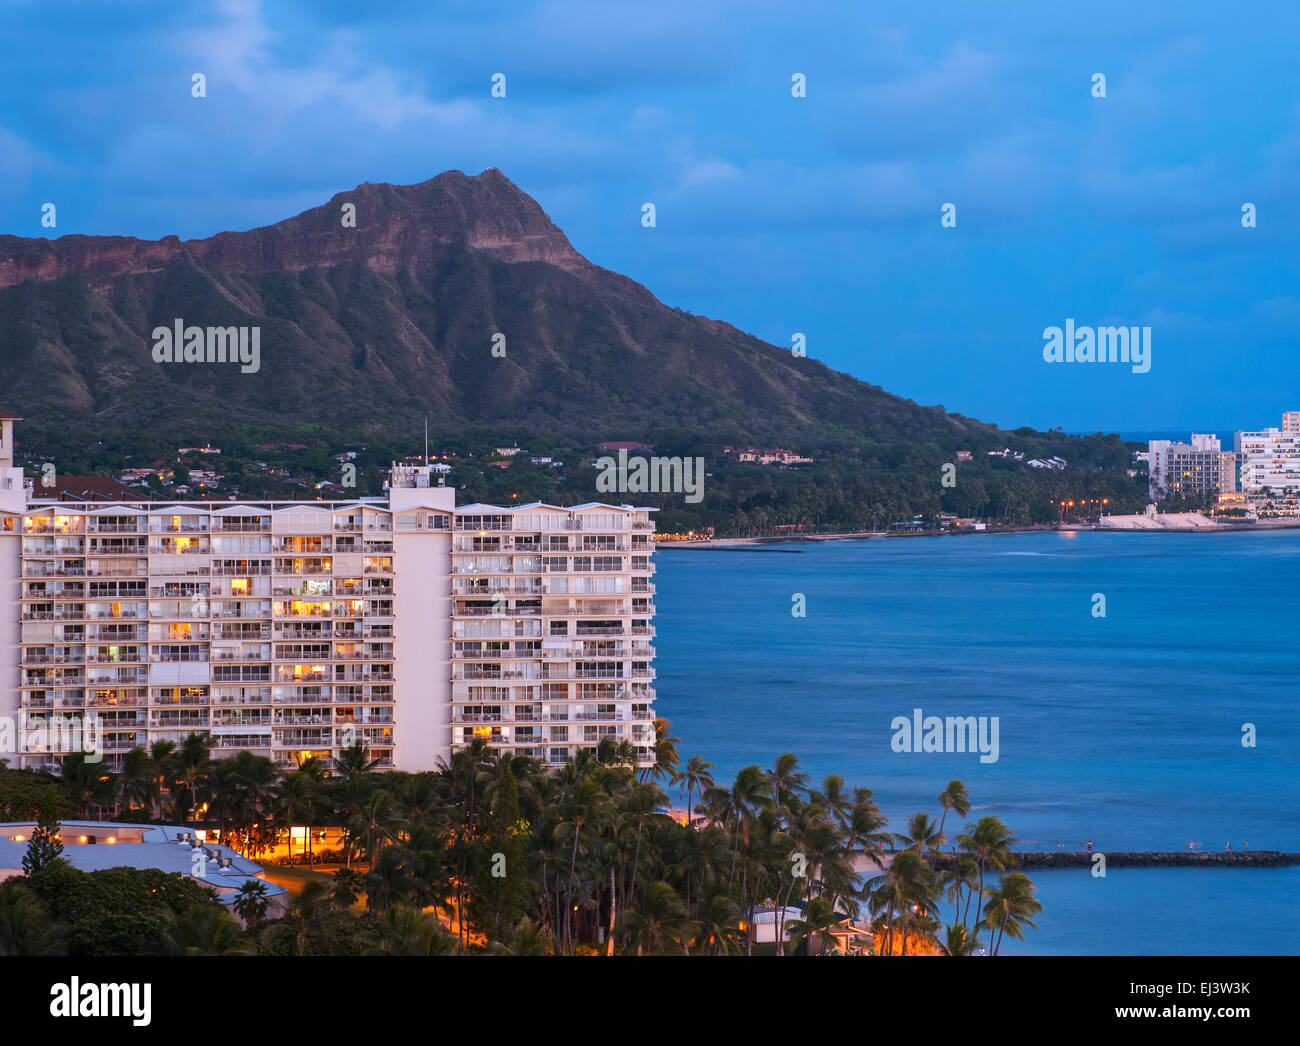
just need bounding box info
[0,168,1007,454]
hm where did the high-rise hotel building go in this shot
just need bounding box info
[1146,433,1238,502]
[1235,413,1300,494]
[0,410,657,774]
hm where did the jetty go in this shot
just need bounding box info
[1008,850,1300,869]
[856,850,1300,872]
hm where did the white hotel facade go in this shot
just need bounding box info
[0,411,657,775]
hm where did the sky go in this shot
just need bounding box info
[3,0,1299,434]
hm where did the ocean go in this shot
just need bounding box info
[653,530,1300,955]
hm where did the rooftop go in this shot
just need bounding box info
[0,821,285,902]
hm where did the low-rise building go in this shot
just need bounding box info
[0,820,287,915]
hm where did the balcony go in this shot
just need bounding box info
[85,696,147,708]
[454,606,540,617]
[213,715,272,727]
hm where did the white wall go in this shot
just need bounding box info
[390,484,455,771]
[0,467,24,733]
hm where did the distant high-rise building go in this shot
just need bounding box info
[1147,433,1237,502]
[1236,418,1300,494]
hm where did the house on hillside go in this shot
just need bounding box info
[596,441,653,454]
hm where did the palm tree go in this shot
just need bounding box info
[667,822,728,921]
[58,752,113,818]
[275,771,318,866]
[643,717,681,784]
[351,788,400,873]
[617,881,694,955]
[671,754,715,826]
[227,751,278,856]
[335,742,380,782]
[377,905,454,955]
[171,733,211,825]
[939,852,980,927]
[158,903,255,956]
[939,921,979,956]
[722,765,772,885]
[555,779,607,955]
[844,787,892,865]
[867,850,937,955]
[786,895,839,956]
[329,867,365,909]
[956,816,1018,940]
[621,780,667,911]
[981,872,1041,955]
[117,746,154,815]
[147,740,177,820]
[900,811,945,854]
[294,878,332,924]
[231,879,270,927]
[766,753,808,811]
[202,759,241,846]
[936,780,970,838]
[691,893,745,956]
[366,847,416,919]
[0,881,63,956]
[501,916,553,956]
[815,774,854,830]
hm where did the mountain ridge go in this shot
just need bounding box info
[0,168,1063,466]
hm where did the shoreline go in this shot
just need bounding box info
[659,519,1300,548]
[658,525,1055,549]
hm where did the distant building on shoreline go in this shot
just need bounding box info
[1146,433,1236,502]
[1146,412,1300,517]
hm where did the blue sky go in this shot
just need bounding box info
[3,0,1299,433]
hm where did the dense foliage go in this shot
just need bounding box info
[2,732,1041,957]
[15,417,1146,536]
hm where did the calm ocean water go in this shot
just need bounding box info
[654,530,1300,955]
